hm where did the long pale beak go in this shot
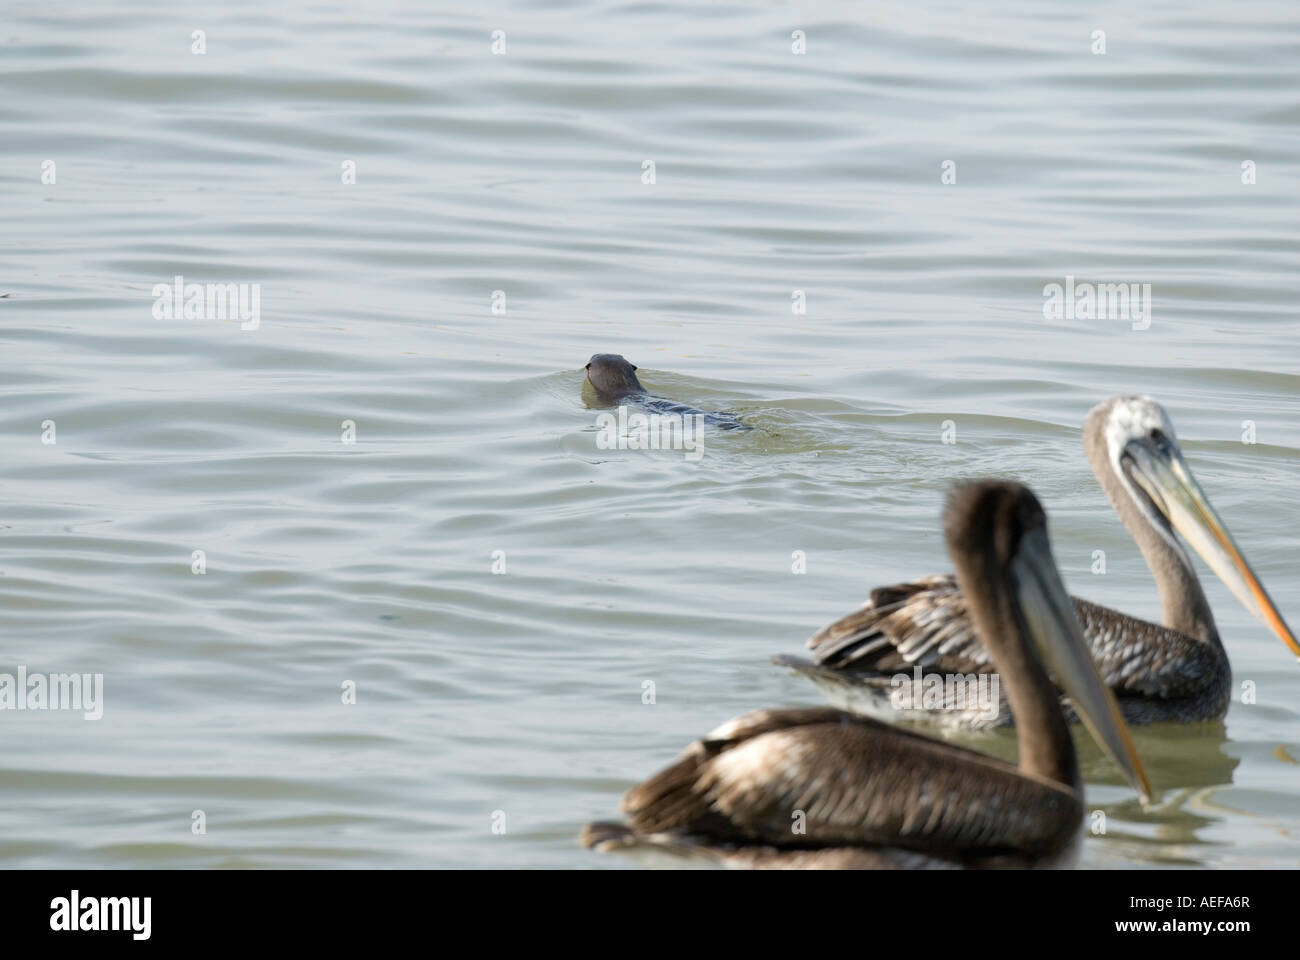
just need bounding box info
[1123,436,1300,658]
[1012,528,1153,803]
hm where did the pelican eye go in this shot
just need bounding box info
[1147,428,1174,453]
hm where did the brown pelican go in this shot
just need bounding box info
[581,481,1151,869]
[775,396,1298,727]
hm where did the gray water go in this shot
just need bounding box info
[3,0,1300,869]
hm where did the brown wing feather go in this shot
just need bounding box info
[622,708,1080,859]
[808,575,991,673]
[1072,597,1225,699]
[809,575,1223,700]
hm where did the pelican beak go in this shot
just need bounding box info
[1011,527,1153,803]
[1122,435,1300,658]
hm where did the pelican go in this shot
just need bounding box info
[581,481,1151,868]
[775,396,1298,727]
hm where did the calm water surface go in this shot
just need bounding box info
[3,1,1300,868]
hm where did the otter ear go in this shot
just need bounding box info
[631,365,638,371]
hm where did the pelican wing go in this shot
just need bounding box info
[622,708,1080,858]
[1072,598,1224,699]
[808,575,991,673]
[810,576,1221,700]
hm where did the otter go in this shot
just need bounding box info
[583,354,750,431]
[584,353,647,400]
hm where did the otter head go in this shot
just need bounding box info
[584,354,645,398]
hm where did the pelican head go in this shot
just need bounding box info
[1084,396,1299,658]
[946,481,1152,801]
